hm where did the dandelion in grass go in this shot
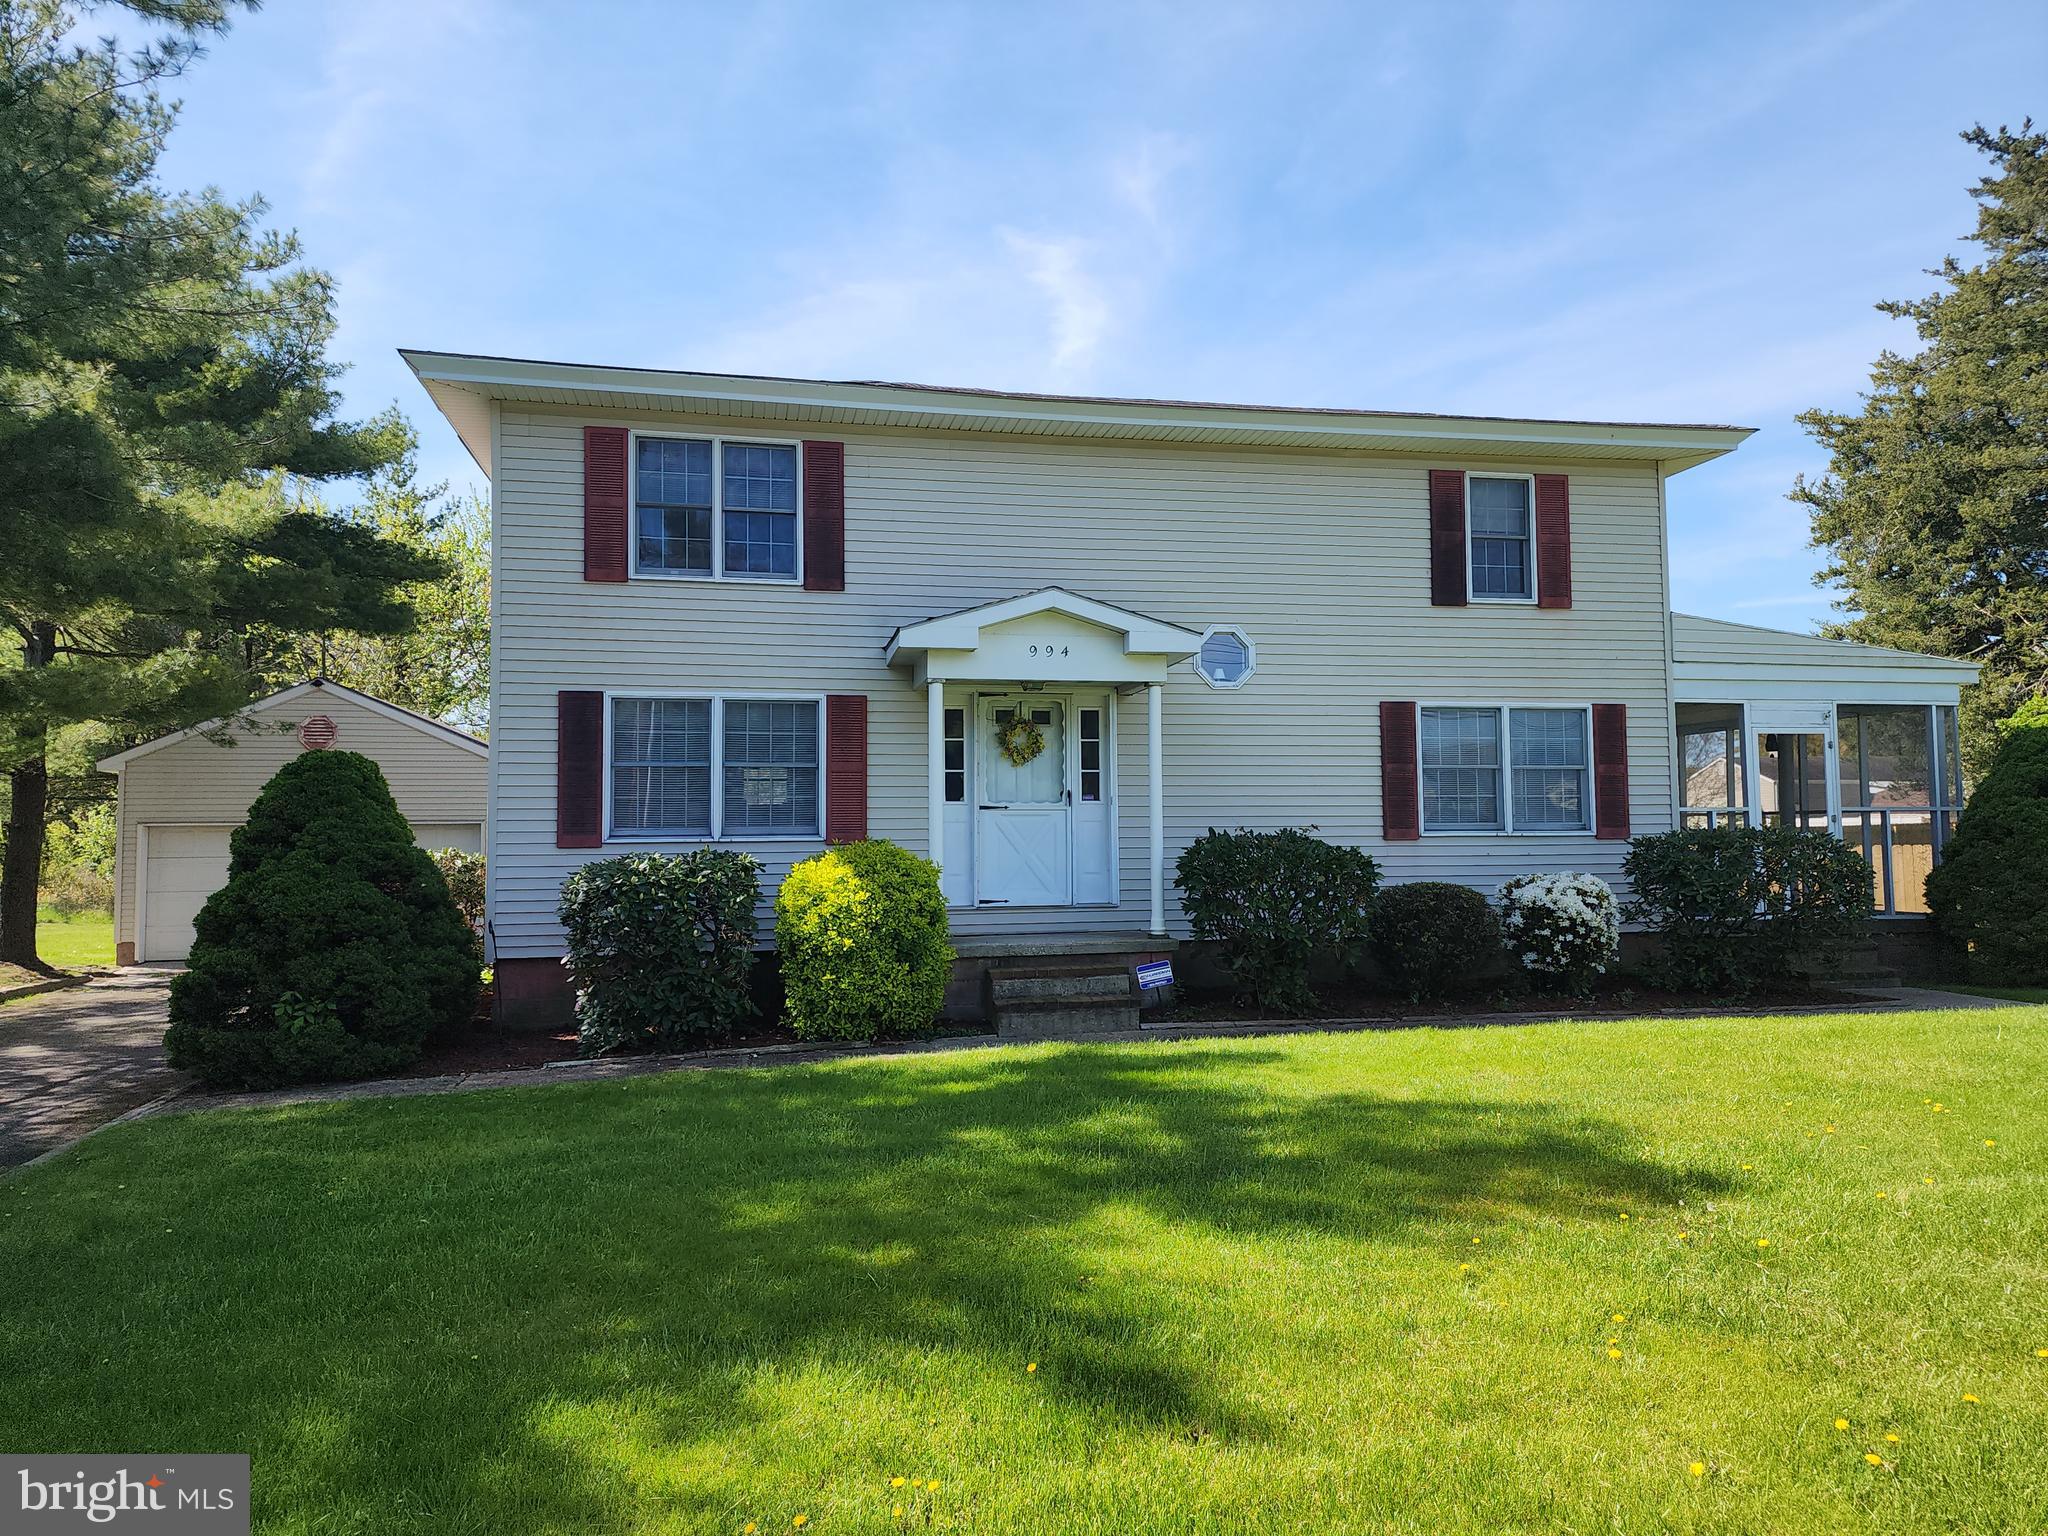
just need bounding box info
[1026,1362,1038,1373]
[2037,1348,2048,1358]
[1876,1191,1889,1199]
[1756,1238,1770,1249]
[1963,1394,1981,1404]
[1689,1461,1706,1478]
[1885,1433,1901,1443]
[1608,1348,1623,1360]
[1924,1177,1935,1185]
[792,1516,808,1529]
[1742,1163,1752,1171]
[1613,1312,1627,1323]
[1865,1453,1885,1466]
[1984,1139,1997,1147]
[745,1525,757,1534]
[926,1481,940,1492]
[1834,1418,1849,1431]
[890,1478,906,1489]
[1459,1262,1471,1273]
[893,1506,904,1519]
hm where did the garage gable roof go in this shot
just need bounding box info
[95,680,487,772]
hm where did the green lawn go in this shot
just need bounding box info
[33,905,114,968]
[4,1008,2044,1534]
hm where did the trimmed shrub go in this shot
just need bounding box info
[164,751,481,1089]
[1928,699,2048,984]
[776,840,952,1042]
[1176,827,1382,1011]
[1370,881,1503,1002]
[559,851,760,1056]
[1623,825,1871,992]
[1498,872,1620,993]
[429,847,486,931]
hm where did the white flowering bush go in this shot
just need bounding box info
[1497,872,1620,993]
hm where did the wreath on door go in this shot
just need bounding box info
[996,715,1046,767]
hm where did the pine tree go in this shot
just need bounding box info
[1794,124,2048,777]
[0,1,439,967]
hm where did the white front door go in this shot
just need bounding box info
[975,697,1070,906]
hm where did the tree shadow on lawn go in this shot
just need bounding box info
[20,1040,1727,1531]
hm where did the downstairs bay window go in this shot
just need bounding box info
[609,694,821,839]
[1420,705,1591,834]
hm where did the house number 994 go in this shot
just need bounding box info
[1028,644,1071,658]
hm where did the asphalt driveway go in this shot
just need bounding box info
[0,969,186,1169]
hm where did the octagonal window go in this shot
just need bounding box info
[1195,626,1255,689]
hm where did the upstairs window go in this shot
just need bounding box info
[1467,476,1534,601]
[634,436,800,581]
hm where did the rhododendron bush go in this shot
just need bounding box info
[1497,872,1619,992]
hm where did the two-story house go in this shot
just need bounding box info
[406,352,1978,1026]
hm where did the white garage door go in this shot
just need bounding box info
[412,823,483,853]
[139,825,232,963]
[139,820,485,962]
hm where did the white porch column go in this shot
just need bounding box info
[927,680,946,870]
[1147,681,1165,935]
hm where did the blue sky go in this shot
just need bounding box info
[138,0,2043,630]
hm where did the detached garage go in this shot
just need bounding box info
[97,680,488,964]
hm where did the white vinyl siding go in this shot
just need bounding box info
[489,408,1679,953]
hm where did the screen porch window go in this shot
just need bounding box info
[1837,703,1963,915]
[1677,703,1747,827]
[1420,705,1591,833]
[634,436,799,580]
[610,695,820,838]
[1468,477,1533,600]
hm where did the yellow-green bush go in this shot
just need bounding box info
[775,840,953,1041]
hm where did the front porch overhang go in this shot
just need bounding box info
[884,587,1203,687]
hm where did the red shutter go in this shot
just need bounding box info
[1380,701,1421,841]
[824,694,867,842]
[1429,470,1468,607]
[557,690,604,848]
[583,427,629,582]
[1592,703,1630,840]
[1535,473,1573,609]
[802,440,846,592]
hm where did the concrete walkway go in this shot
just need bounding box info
[18,982,2019,1155]
[0,968,187,1169]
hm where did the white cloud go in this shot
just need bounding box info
[1001,230,1115,380]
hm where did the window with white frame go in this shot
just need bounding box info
[1420,705,1590,833]
[1195,625,1255,688]
[634,436,799,580]
[610,695,820,838]
[1467,476,1534,600]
